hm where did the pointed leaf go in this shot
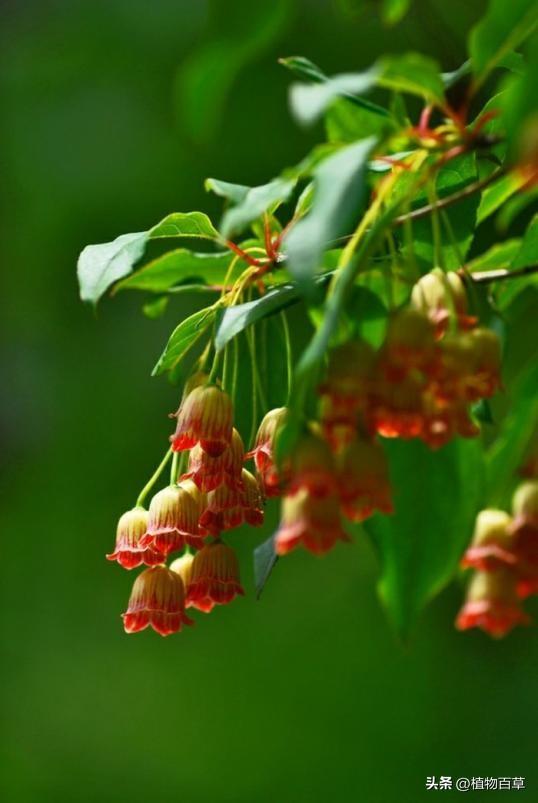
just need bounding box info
[149,211,219,240]
[363,438,484,638]
[220,178,296,238]
[284,137,377,284]
[289,69,380,125]
[378,53,445,105]
[205,178,251,204]
[215,285,300,351]
[469,0,538,89]
[115,250,235,293]
[152,307,216,376]
[77,231,147,305]
[254,535,279,599]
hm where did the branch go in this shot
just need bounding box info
[393,168,506,226]
[467,264,538,285]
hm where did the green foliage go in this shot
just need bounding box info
[78,0,538,640]
[364,439,485,638]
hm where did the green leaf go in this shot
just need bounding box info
[220,178,296,238]
[253,535,279,599]
[469,0,538,90]
[204,178,251,205]
[467,239,522,272]
[279,55,326,82]
[487,360,538,507]
[363,438,484,638]
[149,212,219,240]
[289,68,380,125]
[77,231,147,305]
[115,250,235,293]
[442,60,471,89]
[284,137,377,284]
[326,98,395,143]
[512,213,538,268]
[152,307,216,376]
[215,285,300,351]
[382,0,410,26]
[476,170,528,224]
[378,53,445,105]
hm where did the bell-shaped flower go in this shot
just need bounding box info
[199,483,244,535]
[510,481,538,598]
[241,469,264,526]
[460,509,517,572]
[338,438,393,522]
[122,565,193,636]
[183,428,244,492]
[247,407,289,497]
[411,270,476,338]
[171,384,233,457]
[275,488,350,556]
[106,507,165,569]
[141,485,205,556]
[455,569,530,638]
[186,541,244,612]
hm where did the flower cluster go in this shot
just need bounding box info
[456,480,538,637]
[108,382,264,636]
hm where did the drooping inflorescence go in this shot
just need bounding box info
[103,268,528,639]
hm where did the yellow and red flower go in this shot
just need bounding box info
[411,270,476,338]
[463,327,502,401]
[275,488,350,556]
[378,309,437,382]
[455,569,530,638]
[247,407,289,497]
[122,565,193,636]
[338,438,393,522]
[241,469,264,526]
[169,552,194,589]
[460,509,517,572]
[199,483,244,535]
[171,384,233,457]
[183,428,244,491]
[370,375,426,440]
[186,541,244,612]
[289,432,337,497]
[510,481,538,598]
[319,340,376,447]
[142,485,205,555]
[106,507,165,569]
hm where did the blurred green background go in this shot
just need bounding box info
[2,1,537,801]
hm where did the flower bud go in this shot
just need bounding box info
[171,384,233,457]
[338,438,393,522]
[460,509,517,572]
[275,488,350,556]
[455,569,530,638]
[183,428,244,492]
[106,507,165,569]
[122,565,193,636]
[186,541,244,612]
[142,485,204,556]
[411,270,475,337]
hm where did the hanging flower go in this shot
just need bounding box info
[141,485,204,556]
[318,340,376,446]
[510,481,538,598]
[288,432,337,497]
[171,384,233,457]
[241,469,264,526]
[199,483,244,535]
[178,478,206,518]
[106,507,165,569]
[338,438,393,522]
[275,488,350,556]
[458,327,502,402]
[378,309,437,382]
[247,407,289,497]
[122,565,193,636]
[460,509,517,572]
[169,552,194,589]
[455,569,530,638]
[411,270,476,337]
[183,428,244,492]
[370,375,426,440]
[186,541,244,612]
